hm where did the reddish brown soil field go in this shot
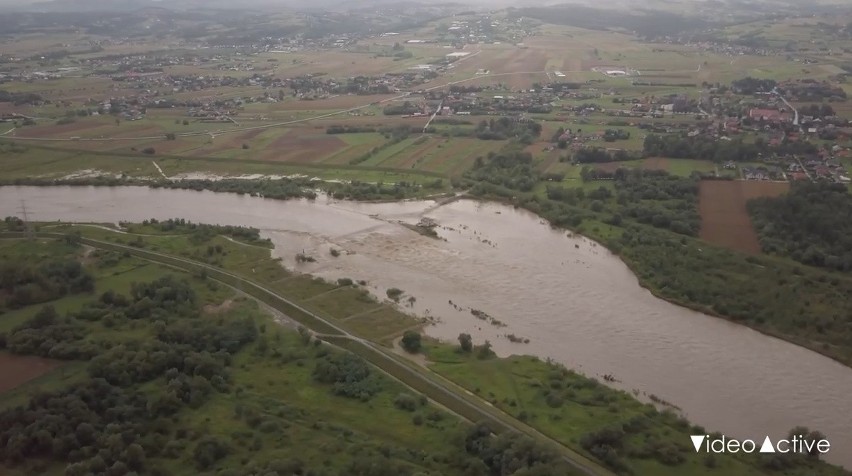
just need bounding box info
[593,162,622,173]
[260,130,347,163]
[641,157,669,170]
[699,180,790,254]
[0,352,62,394]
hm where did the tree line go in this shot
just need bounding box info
[748,182,852,272]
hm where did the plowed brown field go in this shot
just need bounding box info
[0,352,62,394]
[698,180,789,254]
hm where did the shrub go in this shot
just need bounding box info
[400,331,421,353]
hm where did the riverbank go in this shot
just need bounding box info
[3,185,852,470]
[4,231,847,475]
[461,183,852,368]
[0,174,453,202]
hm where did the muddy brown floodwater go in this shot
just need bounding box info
[2,185,850,467]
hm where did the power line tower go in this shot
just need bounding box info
[19,200,34,240]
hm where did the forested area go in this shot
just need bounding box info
[0,274,258,472]
[473,118,542,144]
[748,183,852,271]
[465,150,539,193]
[549,169,700,236]
[616,171,700,236]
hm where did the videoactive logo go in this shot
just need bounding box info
[689,435,831,455]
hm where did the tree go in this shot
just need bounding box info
[193,436,229,470]
[477,340,493,359]
[124,443,146,470]
[458,333,473,352]
[400,331,421,353]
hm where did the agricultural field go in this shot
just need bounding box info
[698,180,790,254]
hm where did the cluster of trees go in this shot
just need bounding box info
[603,129,631,142]
[0,275,258,473]
[748,183,852,271]
[465,151,538,194]
[642,134,818,162]
[0,258,94,311]
[2,216,25,232]
[474,118,542,144]
[572,168,699,235]
[0,90,44,105]
[327,180,440,200]
[131,218,269,246]
[312,351,378,401]
[572,147,638,164]
[382,101,422,116]
[463,423,578,475]
[615,170,700,236]
[643,134,760,162]
[731,77,777,94]
[799,103,836,118]
[326,125,378,134]
[154,178,318,201]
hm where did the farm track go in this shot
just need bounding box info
[1,231,614,476]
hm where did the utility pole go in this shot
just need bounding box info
[19,200,34,240]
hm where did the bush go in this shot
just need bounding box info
[386,288,404,302]
[400,331,422,353]
[394,393,418,412]
[193,436,229,470]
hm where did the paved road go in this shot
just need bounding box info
[773,87,800,127]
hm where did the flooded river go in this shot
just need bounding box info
[2,185,850,467]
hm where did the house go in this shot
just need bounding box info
[748,108,791,123]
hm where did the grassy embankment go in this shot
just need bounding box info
[0,237,587,476]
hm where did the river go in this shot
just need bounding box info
[2,185,850,467]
